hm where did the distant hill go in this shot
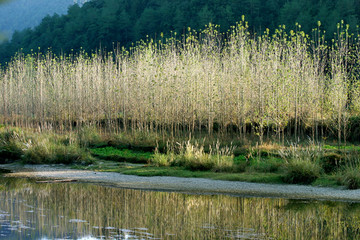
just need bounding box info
[0,0,88,39]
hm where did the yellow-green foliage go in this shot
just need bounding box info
[0,21,359,146]
[0,128,29,162]
[152,140,235,172]
[340,167,360,189]
[22,138,92,165]
[0,128,93,164]
[279,141,323,184]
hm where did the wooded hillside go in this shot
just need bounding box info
[0,0,359,63]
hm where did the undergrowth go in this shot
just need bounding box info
[1,126,360,189]
[0,127,93,165]
[151,140,236,172]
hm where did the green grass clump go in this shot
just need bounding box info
[151,140,236,172]
[0,128,27,162]
[181,154,229,172]
[278,142,323,184]
[336,153,360,189]
[339,168,360,189]
[108,131,160,152]
[53,145,93,164]
[22,139,93,165]
[152,152,173,167]
[319,152,343,173]
[211,156,236,172]
[0,128,95,165]
[312,176,341,188]
[283,159,321,184]
[91,147,153,164]
[77,126,104,148]
[22,143,50,164]
[249,157,284,173]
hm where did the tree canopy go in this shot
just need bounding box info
[0,0,359,63]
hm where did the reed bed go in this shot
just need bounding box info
[1,20,359,144]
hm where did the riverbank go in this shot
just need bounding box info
[2,127,360,189]
[1,163,360,202]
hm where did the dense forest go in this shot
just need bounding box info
[0,0,359,64]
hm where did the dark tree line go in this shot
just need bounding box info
[0,0,359,63]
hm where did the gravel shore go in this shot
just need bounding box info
[1,163,360,201]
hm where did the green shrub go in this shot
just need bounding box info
[233,148,249,157]
[233,161,248,173]
[53,145,93,164]
[22,144,51,164]
[22,140,93,165]
[0,141,24,162]
[343,152,360,169]
[319,153,343,173]
[249,158,283,173]
[151,152,172,167]
[0,128,27,162]
[109,131,159,151]
[151,140,236,172]
[91,147,152,163]
[212,156,235,172]
[183,155,235,172]
[77,126,103,148]
[179,141,235,172]
[283,159,321,184]
[278,142,323,163]
[182,154,215,171]
[340,168,360,189]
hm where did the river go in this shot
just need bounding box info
[0,176,360,239]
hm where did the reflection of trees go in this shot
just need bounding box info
[1,178,360,239]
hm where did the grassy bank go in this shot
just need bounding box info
[1,127,359,189]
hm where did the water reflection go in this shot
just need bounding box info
[0,177,359,239]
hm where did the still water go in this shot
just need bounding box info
[0,177,360,240]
